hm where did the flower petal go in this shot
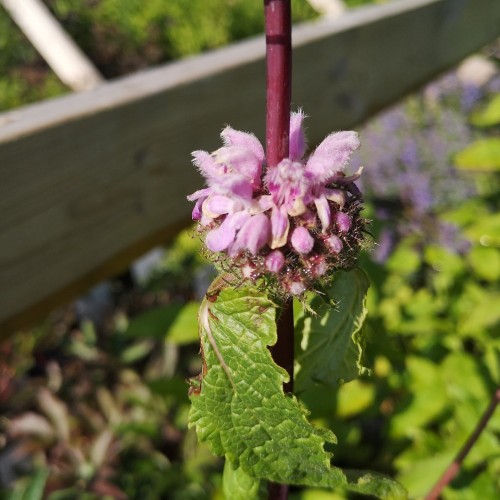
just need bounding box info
[220,126,265,163]
[305,131,360,183]
[192,197,205,220]
[213,146,262,187]
[205,211,249,252]
[249,195,274,214]
[192,150,220,179]
[323,188,345,207]
[291,227,314,254]
[212,174,253,200]
[202,195,236,218]
[314,195,331,233]
[187,187,211,202]
[289,110,307,161]
[270,206,290,249]
[231,214,270,256]
[330,166,364,184]
[288,197,307,217]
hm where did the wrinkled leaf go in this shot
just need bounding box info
[189,279,403,497]
[189,283,346,488]
[294,269,370,393]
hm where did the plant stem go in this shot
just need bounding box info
[264,1,292,499]
[265,0,292,168]
[425,387,500,500]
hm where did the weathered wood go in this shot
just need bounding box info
[0,0,499,333]
[1,0,104,91]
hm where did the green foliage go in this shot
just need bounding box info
[470,93,500,127]
[455,138,500,171]
[8,469,48,500]
[294,269,370,393]
[189,282,346,489]
[188,278,405,498]
[0,0,317,111]
[125,301,200,345]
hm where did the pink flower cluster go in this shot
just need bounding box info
[187,111,365,296]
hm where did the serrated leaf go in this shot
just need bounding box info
[294,269,370,393]
[455,138,500,172]
[189,283,346,489]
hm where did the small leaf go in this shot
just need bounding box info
[294,269,370,393]
[455,138,500,172]
[344,470,408,500]
[470,94,500,127]
[125,302,200,344]
[222,460,265,500]
[166,301,200,344]
[468,246,500,282]
[120,340,155,364]
[10,468,49,500]
[189,283,346,489]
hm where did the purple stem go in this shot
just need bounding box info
[264,1,293,499]
[265,0,292,167]
[425,387,500,500]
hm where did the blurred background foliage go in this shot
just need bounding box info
[1,0,499,499]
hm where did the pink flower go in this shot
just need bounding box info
[187,111,365,296]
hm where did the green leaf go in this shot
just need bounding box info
[189,283,346,489]
[464,212,500,247]
[386,241,421,275]
[470,94,500,127]
[294,269,370,393]
[9,468,49,500]
[468,246,500,282]
[455,138,500,172]
[396,450,456,498]
[125,302,200,344]
[345,470,408,500]
[222,461,265,500]
[390,357,447,438]
[166,301,200,344]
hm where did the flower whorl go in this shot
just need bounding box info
[187,111,365,296]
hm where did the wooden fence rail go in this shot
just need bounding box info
[0,0,499,333]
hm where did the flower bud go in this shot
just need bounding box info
[326,235,343,254]
[291,227,314,254]
[334,212,351,233]
[265,250,285,273]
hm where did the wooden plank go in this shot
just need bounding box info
[0,0,499,333]
[1,0,104,91]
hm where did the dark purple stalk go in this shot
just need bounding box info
[265,0,292,167]
[264,1,292,499]
[425,387,500,500]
